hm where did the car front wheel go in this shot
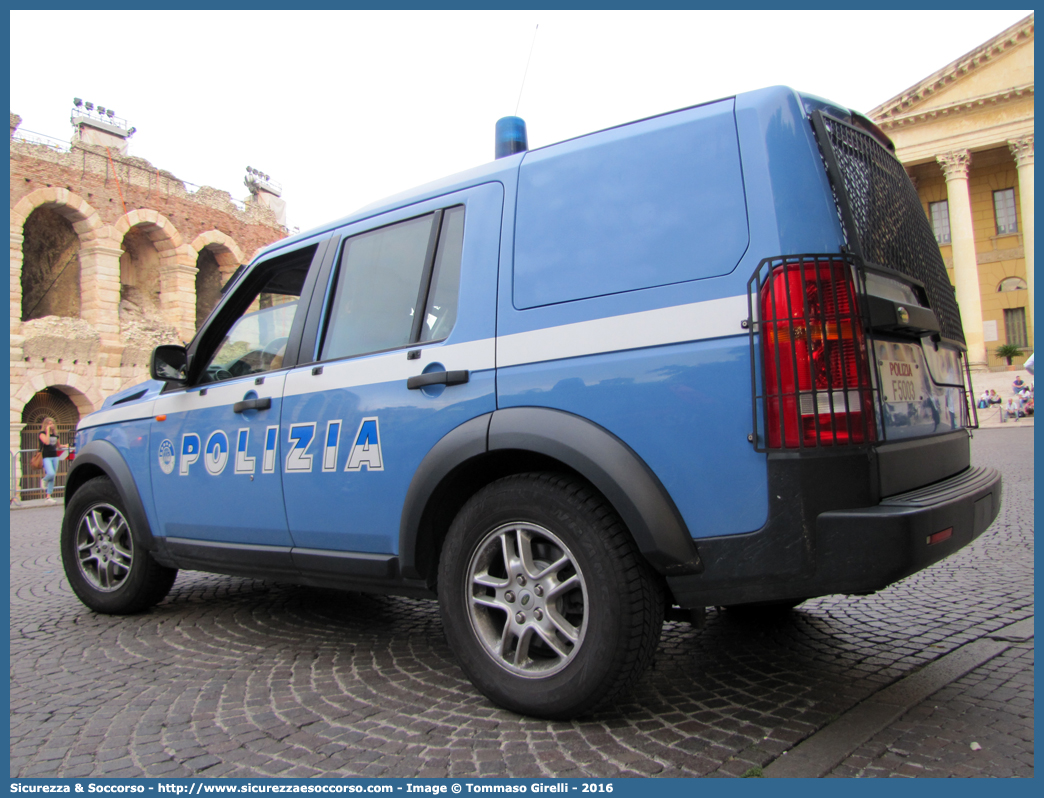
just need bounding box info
[61,476,178,614]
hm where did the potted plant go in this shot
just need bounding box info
[995,343,1024,369]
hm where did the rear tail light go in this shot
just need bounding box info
[760,259,875,448]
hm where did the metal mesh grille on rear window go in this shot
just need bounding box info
[812,113,966,346]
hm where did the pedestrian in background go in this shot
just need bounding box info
[38,417,59,504]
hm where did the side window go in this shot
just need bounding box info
[197,247,314,384]
[420,205,464,343]
[320,206,464,361]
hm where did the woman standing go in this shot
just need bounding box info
[38,417,60,504]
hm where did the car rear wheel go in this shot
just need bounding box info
[438,472,664,719]
[61,476,178,614]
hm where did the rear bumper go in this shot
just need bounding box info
[814,465,1001,589]
[667,465,1001,608]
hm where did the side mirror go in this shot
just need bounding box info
[151,345,189,383]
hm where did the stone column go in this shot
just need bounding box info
[79,242,124,347]
[11,227,25,393]
[159,245,200,343]
[10,422,26,504]
[1009,136,1034,338]
[10,226,24,332]
[938,150,988,370]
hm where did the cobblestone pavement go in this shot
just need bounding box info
[827,642,1034,778]
[10,428,1032,779]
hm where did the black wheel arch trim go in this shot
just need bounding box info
[489,408,701,576]
[399,407,702,580]
[399,413,493,579]
[65,440,157,550]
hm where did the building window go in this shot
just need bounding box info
[929,200,951,244]
[1004,307,1028,348]
[993,188,1018,235]
[998,277,1027,293]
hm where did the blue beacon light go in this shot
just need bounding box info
[495,116,528,159]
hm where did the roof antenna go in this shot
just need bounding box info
[515,24,539,116]
[496,24,539,159]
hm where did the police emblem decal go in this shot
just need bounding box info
[158,439,176,475]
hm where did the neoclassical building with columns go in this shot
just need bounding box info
[869,13,1034,371]
[10,111,286,498]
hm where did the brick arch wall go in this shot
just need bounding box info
[11,132,288,443]
[191,231,247,328]
[10,375,101,497]
[11,186,103,236]
[113,209,184,251]
[112,210,191,333]
[13,369,103,418]
[191,230,246,266]
[11,369,103,462]
[10,188,104,333]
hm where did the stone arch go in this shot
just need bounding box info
[11,189,104,326]
[20,207,81,321]
[191,231,247,327]
[14,370,103,419]
[11,187,102,236]
[112,209,183,249]
[190,230,246,265]
[111,211,196,340]
[112,211,182,322]
[14,379,97,501]
[21,385,81,429]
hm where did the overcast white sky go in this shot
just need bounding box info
[10,10,1033,233]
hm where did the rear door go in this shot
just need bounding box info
[279,184,502,562]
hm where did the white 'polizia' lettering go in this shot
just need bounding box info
[285,423,316,472]
[173,418,384,476]
[345,417,384,472]
[235,428,256,475]
[322,420,341,472]
[179,433,200,476]
[204,430,229,476]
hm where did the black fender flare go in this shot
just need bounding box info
[489,407,702,575]
[399,407,702,579]
[399,413,492,580]
[65,440,158,550]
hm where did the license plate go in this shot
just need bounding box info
[879,357,921,403]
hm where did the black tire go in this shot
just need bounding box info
[61,476,178,614]
[438,472,664,719]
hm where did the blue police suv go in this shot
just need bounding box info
[62,86,1001,719]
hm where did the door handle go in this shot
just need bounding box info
[407,370,470,390]
[233,397,272,413]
